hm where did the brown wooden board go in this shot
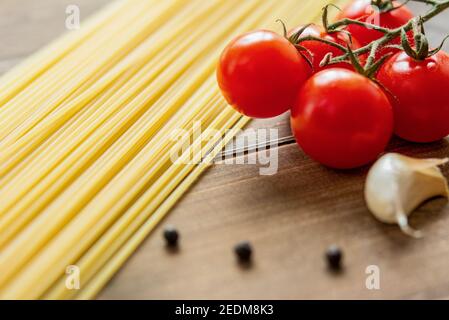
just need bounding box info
[1,1,449,300]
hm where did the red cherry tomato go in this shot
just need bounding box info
[289,24,363,72]
[337,0,414,56]
[377,50,449,143]
[291,68,393,169]
[217,30,310,118]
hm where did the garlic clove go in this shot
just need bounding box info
[365,153,449,238]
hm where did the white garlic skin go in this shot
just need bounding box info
[365,153,449,235]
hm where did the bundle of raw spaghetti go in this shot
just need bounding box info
[0,0,345,299]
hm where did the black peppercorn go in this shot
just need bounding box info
[163,225,179,246]
[234,241,252,262]
[325,245,343,270]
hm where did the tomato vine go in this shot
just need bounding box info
[290,0,449,76]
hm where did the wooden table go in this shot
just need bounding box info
[2,0,449,300]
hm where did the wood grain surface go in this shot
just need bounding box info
[1,0,449,300]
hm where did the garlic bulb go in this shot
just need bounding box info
[365,153,449,238]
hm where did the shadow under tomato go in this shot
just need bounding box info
[386,136,449,159]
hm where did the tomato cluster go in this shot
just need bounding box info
[337,0,414,58]
[217,0,449,169]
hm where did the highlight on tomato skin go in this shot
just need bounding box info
[337,0,414,57]
[377,50,449,143]
[216,30,311,119]
[291,68,394,169]
[288,24,364,73]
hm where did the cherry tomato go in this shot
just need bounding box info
[289,24,363,72]
[337,0,414,56]
[217,30,310,118]
[291,68,393,169]
[377,50,449,143]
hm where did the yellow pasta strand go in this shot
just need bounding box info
[0,0,347,299]
[0,0,242,243]
[76,115,250,300]
[72,0,346,300]
[0,0,162,137]
[45,0,332,300]
[0,0,194,148]
[0,0,264,288]
[0,0,133,106]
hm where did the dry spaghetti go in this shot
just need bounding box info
[0,0,346,299]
